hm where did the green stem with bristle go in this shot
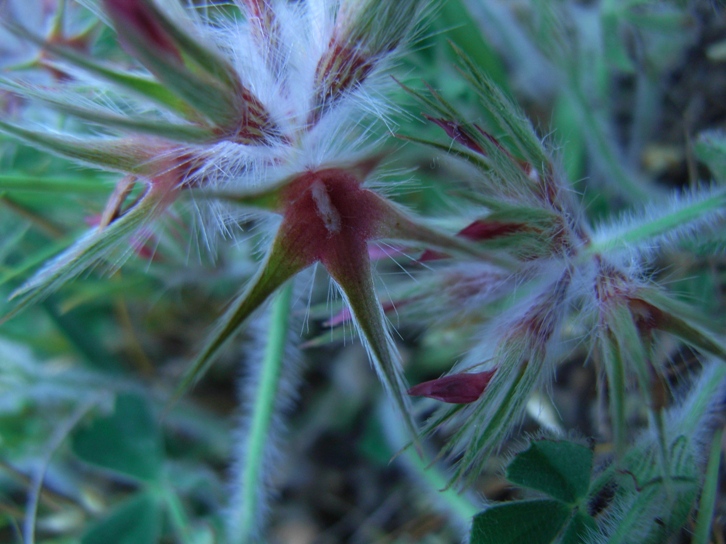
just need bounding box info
[233,282,293,544]
[586,188,726,255]
[693,426,723,544]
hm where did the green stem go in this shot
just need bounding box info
[586,188,726,256]
[232,282,293,544]
[601,334,626,458]
[692,427,723,544]
[160,486,194,544]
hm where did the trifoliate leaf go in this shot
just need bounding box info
[72,394,162,482]
[470,499,571,544]
[506,439,593,504]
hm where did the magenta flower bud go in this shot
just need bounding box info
[408,370,497,404]
[419,219,527,262]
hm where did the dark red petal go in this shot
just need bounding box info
[407,369,496,404]
[458,220,526,241]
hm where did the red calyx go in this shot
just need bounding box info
[278,168,388,268]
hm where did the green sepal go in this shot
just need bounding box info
[0,79,214,143]
[396,78,463,127]
[0,120,152,173]
[0,234,79,290]
[3,22,187,114]
[449,42,551,170]
[108,39,239,128]
[324,236,419,443]
[0,174,114,195]
[636,288,726,361]
[172,229,307,401]
[3,184,162,323]
[599,329,627,456]
[187,178,290,213]
[378,196,514,268]
[136,0,241,93]
[606,303,652,405]
[396,133,493,171]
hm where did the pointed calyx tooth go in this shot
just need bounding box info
[310,41,373,124]
[408,370,497,404]
[231,87,284,145]
[239,0,277,39]
[309,0,422,124]
[338,0,421,55]
[102,0,281,144]
[103,0,182,62]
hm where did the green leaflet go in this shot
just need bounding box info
[471,500,572,544]
[72,393,163,482]
[506,440,593,505]
[82,492,163,544]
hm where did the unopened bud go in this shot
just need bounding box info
[408,369,496,404]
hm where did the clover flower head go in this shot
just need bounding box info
[0,0,495,451]
[392,48,726,485]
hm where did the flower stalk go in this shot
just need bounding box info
[230,282,294,544]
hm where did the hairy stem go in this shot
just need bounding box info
[693,427,723,544]
[587,188,726,255]
[230,282,293,544]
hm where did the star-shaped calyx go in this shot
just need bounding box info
[177,157,487,435]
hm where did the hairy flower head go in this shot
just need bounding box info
[0,0,474,437]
